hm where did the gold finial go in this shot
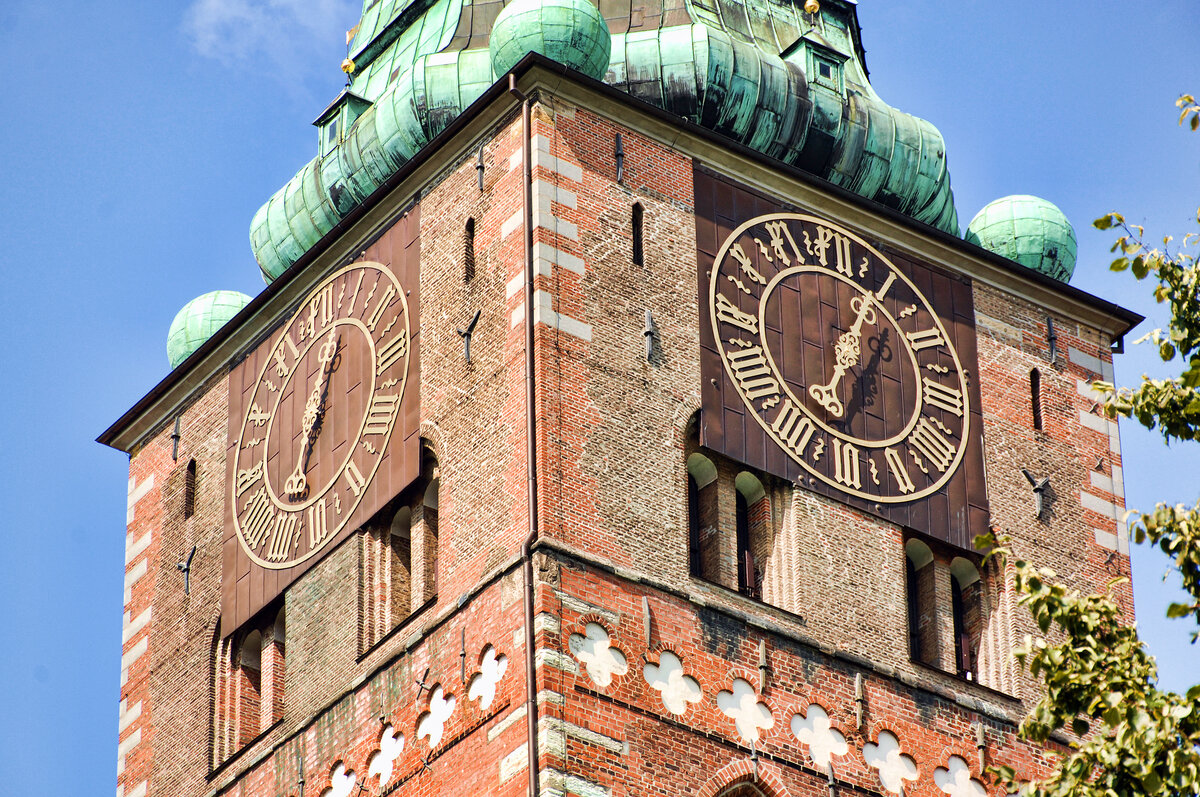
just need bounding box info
[804,0,820,14]
[341,58,356,75]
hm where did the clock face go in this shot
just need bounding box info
[231,261,411,568]
[709,212,970,503]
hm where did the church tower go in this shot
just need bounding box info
[100,2,1140,796]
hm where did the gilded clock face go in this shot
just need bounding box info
[231,261,411,568]
[709,213,970,503]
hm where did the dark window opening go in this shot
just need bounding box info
[632,203,644,266]
[464,217,476,281]
[951,577,973,680]
[906,556,922,662]
[1030,368,1043,430]
[735,491,755,597]
[688,474,702,577]
[184,459,197,519]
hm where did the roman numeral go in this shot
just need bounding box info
[266,513,301,562]
[344,460,367,497]
[241,487,275,549]
[236,463,263,497]
[714,292,759,335]
[763,220,802,266]
[909,417,956,474]
[307,499,329,549]
[272,346,290,380]
[309,284,333,329]
[376,330,408,376]
[363,394,399,435]
[728,243,766,285]
[366,285,396,332]
[832,439,861,489]
[726,345,780,401]
[885,447,915,494]
[906,327,946,352]
[347,270,366,313]
[770,399,816,460]
[922,377,964,417]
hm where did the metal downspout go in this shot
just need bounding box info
[509,73,540,797]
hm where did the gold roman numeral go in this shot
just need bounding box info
[363,394,399,435]
[714,292,759,335]
[376,330,408,375]
[832,439,861,489]
[909,417,956,474]
[236,463,263,497]
[266,513,301,562]
[240,487,275,549]
[770,399,816,460]
[906,327,946,352]
[726,345,780,401]
[344,460,367,497]
[728,243,766,285]
[885,447,915,494]
[366,285,396,332]
[922,377,963,417]
[763,220,802,266]
[307,499,329,549]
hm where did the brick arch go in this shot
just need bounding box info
[699,759,791,797]
[418,419,446,464]
[674,399,703,453]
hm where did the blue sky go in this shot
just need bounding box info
[0,1,1195,794]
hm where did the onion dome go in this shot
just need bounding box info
[489,0,612,81]
[166,291,252,368]
[964,195,1078,282]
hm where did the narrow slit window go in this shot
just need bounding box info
[464,217,476,281]
[735,491,751,596]
[632,203,644,266]
[184,459,197,519]
[1030,368,1043,430]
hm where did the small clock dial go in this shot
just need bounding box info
[231,261,410,568]
[709,213,970,503]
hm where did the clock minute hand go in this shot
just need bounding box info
[284,330,340,498]
[809,293,878,418]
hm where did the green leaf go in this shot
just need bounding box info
[1166,602,1192,618]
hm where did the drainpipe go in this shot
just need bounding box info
[509,73,540,797]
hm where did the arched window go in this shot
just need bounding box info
[464,217,476,282]
[734,471,767,599]
[1030,368,1043,430]
[632,202,644,266]
[950,558,982,681]
[686,452,718,581]
[184,459,196,518]
[236,630,262,746]
[904,539,937,667]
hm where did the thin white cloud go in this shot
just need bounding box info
[184,0,359,85]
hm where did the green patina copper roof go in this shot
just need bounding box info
[250,0,960,281]
[490,0,612,80]
[166,291,253,368]
[964,195,1077,283]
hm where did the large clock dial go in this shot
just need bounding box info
[231,261,410,568]
[709,213,970,503]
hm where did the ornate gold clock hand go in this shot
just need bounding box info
[284,330,340,498]
[809,271,896,419]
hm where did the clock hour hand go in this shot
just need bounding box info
[284,330,340,498]
[809,294,877,418]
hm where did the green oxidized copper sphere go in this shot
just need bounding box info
[489,0,612,81]
[167,290,252,368]
[964,195,1078,282]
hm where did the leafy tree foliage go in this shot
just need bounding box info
[981,94,1200,797]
